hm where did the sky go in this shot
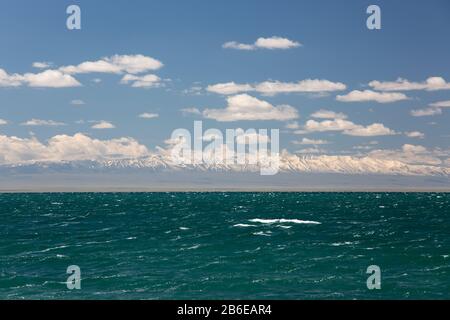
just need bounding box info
[0,0,450,173]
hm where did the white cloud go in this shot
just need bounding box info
[402,144,427,153]
[70,99,85,105]
[207,79,346,96]
[285,121,300,129]
[255,37,301,49]
[303,118,397,137]
[0,69,23,87]
[0,69,80,88]
[303,118,355,132]
[32,62,52,69]
[60,54,163,75]
[368,144,442,166]
[429,100,450,108]
[21,119,66,126]
[2,55,163,89]
[336,90,409,103]
[369,77,450,91]
[0,133,149,165]
[182,86,203,95]
[181,107,202,116]
[255,80,346,95]
[222,42,255,51]
[207,82,253,95]
[91,121,115,129]
[223,36,301,50]
[120,74,162,88]
[411,107,442,117]
[202,94,299,122]
[310,109,347,119]
[406,131,425,139]
[345,123,397,137]
[410,100,450,117]
[23,70,82,88]
[0,119,7,125]
[293,138,329,145]
[139,113,159,119]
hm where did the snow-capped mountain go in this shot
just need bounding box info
[2,152,449,177]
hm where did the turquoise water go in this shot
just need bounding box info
[0,192,449,299]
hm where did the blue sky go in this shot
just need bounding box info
[0,0,449,166]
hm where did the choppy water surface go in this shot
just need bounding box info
[0,192,449,299]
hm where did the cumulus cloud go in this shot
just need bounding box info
[310,109,347,119]
[369,144,442,166]
[411,100,450,117]
[255,80,346,95]
[429,100,450,108]
[345,123,397,137]
[202,94,299,122]
[21,119,66,126]
[285,121,300,129]
[182,86,203,96]
[207,79,346,96]
[0,69,23,87]
[207,82,253,95]
[223,36,301,50]
[1,55,164,89]
[24,70,82,88]
[60,54,163,75]
[120,74,162,88]
[0,69,81,88]
[91,121,115,129]
[369,77,450,91]
[293,138,329,145]
[411,107,442,117]
[406,131,425,139]
[303,118,397,137]
[0,119,7,125]
[32,62,52,69]
[180,107,202,116]
[0,133,149,165]
[138,113,159,119]
[336,90,409,103]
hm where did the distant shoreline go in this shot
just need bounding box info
[1,188,449,193]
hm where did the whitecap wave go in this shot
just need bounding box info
[249,218,321,225]
[253,231,272,237]
[233,224,257,228]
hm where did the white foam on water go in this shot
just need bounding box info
[253,231,272,237]
[249,218,321,225]
[233,224,257,228]
[331,241,355,246]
